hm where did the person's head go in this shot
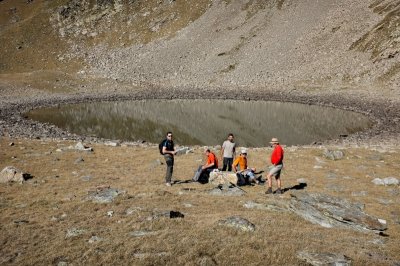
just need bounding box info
[227,133,234,142]
[269,137,279,146]
[166,132,173,140]
[205,148,211,155]
[240,149,247,157]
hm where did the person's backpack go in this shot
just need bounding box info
[236,173,248,186]
[159,139,167,155]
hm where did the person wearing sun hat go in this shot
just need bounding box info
[265,137,284,194]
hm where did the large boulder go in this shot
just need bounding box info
[209,171,237,185]
[0,166,29,184]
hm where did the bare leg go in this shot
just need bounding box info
[267,174,273,188]
[277,178,281,189]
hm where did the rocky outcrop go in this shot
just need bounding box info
[297,251,352,266]
[289,191,387,232]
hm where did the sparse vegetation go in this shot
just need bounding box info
[0,0,400,264]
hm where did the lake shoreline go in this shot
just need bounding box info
[1,88,399,147]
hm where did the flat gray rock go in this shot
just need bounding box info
[69,142,93,151]
[243,200,289,212]
[323,149,345,160]
[209,185,246,196]
[372,177,399,186]
[65,228,86,238]
[289,191,387,232]
[130,230,159,237]
[86,187,125,203]
[297,251,351,266]
[218,216,255,232]
[88,236,103,243]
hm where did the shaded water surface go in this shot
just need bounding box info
[26,100,373,146]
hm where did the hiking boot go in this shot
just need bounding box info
[166,182,172,187]
[275,188,282,194]
[265,188,273,194]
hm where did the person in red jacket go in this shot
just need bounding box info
[266,138,284,194]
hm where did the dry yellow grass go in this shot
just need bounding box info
[0,137,399,265]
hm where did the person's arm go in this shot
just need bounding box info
[202,154,215,169]
[202,162,214,169]
[232,158,238,173]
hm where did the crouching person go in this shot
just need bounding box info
[232,149,258,186]
[193,149,218,183]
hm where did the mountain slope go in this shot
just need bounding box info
[0,0,399,97]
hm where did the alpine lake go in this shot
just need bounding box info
[25,99,373,147]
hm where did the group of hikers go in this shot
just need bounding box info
[161,132,284,194]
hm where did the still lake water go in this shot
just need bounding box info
[26,100,373,146]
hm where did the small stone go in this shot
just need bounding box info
[72,142,93,152]
[74,157,84,164]
[129,230,159,237]
[351,191,368,197]
[313,165,323,169]
[218,216,255,232]
[297,178,307,184]
[107,211,114,217]
[175,147,193,156]
[323,149,344,160]
[372,178,385,185]
[209,185,246,196]
[104,141,120,147]
[65,228,86,238]
[86,187,125,203]
[9,142,14,146]
[88,236,103,243]
[81,176,92,181]
[383,177,399,185]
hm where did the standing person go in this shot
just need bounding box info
[162,132,176,187]
[193,149,218,183]
[265,138,284,194]
[221,133,236,171]
[232,149,257,185]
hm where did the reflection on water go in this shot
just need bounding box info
[26,100,373,146]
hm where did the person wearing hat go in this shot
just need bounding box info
[232,149,257,185]
[266,138,284,194]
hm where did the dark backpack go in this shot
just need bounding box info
[159,139,167,155]
[236,173,248,186]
